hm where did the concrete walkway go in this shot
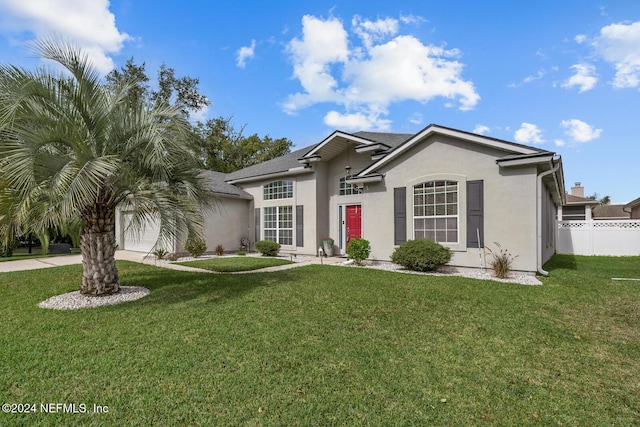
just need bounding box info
[0,250,346,273]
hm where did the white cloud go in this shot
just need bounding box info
[352,15,398,50]
[409,112,423,125]
[283,14,479,130]
[324,110,391,131]
[562,63,598,92]
[473,124,490,135]
[514,123,544,145]
[554,139,566,147]
[189,104,210,123]
[236,39,256,68]
[0,0,130,74]
[523,69,546,83]
[592,20,640,88]
[399,14,426,26]
[575,34,587,44]
[561,119,602,143]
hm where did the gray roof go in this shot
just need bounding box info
[224,127,552,184]
[224,132,413,183]
[565,194,599,205]
[352,131,413,149]
[592,204,630,219]
[225,145,315,182]
[200,170,251,198]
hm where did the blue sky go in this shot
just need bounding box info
[0,0,639,203]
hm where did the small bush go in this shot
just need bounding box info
[215,244,224,256]
[391,239,452,272]
[346,238,370,265]
[0,238,17,258]
[183,237,207,258]
[165,252,180,261]
[237,250,246,256]
[152,248,168,259]
[486,242,518,279]
[255,240,280,257]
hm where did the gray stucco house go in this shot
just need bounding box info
[118,124,565,274]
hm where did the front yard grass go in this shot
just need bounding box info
[0,255,638,425]
[177,256,293,272]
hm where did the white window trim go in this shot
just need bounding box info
[413,180,459,244]
[263,205,294,246]
[406,174,467,252]
[263,180,294,200]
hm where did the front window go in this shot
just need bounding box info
[339,176,361,196]
[264,206,293,245]
[413,180,458,243]
[263,180,293,200]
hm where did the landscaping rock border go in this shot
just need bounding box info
[38,286,149,310]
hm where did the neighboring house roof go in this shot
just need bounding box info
[592,204,631,219]
[625,196,640,210]
[201,170,252,199]
[564,194,599,206]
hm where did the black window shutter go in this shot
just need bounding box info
[254,208,260,243]
[394,187,407,245]
[466,180,484,248]
[296,205,304,247]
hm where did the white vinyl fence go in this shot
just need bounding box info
[558,220,640,256]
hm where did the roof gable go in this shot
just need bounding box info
[357,124,552,177]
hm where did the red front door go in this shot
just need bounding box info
[346,205,362,245]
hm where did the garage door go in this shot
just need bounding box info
[122,212,160,253]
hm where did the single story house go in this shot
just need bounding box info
[118,124,566,274]
[559,183,599,221]
[592,204,630,220]
[624,197,640,219]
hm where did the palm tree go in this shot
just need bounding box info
[0,40,212,296]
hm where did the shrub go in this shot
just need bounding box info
[255,240,280,257]
[215,244,224,256]
[391,239,452,272]
[486,242,518,279]
[183,237,207,258]
[152,248,168,259]
[165,252,180,261]
[346,238,370,266]
[0,236,18,257]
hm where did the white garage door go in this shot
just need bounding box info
[122,212,160,253]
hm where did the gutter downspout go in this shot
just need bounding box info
[537,160,561,276]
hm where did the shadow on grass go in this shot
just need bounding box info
[543,254,578,272]
[116,260,305,307]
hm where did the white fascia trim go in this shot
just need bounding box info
[358,125,541,177]
[298,155,321,164]
[226,167,313,185]
[355,143,390,153]
[345,174,383,185]
[302,131,378,159]
[496,155,555,167]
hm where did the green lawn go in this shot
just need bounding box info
[177,256,293,272]
[1,255,638,425]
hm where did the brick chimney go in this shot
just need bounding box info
[571,182,584,198]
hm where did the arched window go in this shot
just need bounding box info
[413,180,458,243]
[263,180,293,200]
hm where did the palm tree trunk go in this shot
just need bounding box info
[80,203,120,296]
